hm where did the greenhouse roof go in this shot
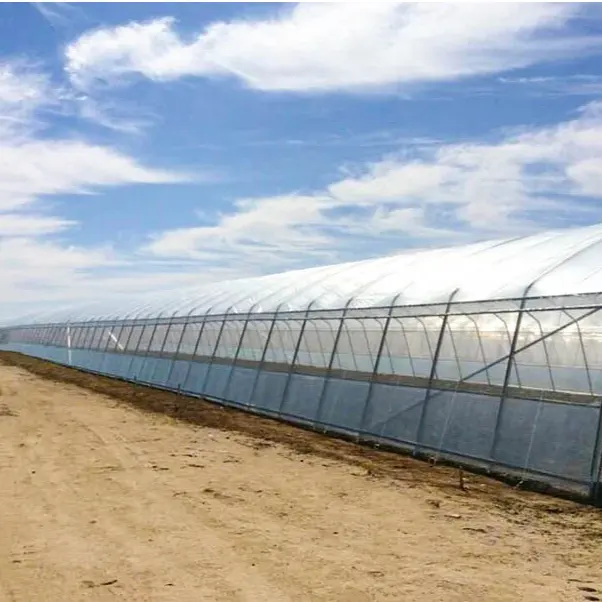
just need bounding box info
[5,222,602,325]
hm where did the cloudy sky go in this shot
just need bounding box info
[2,2,602,317]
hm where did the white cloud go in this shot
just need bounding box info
[146,194,335,265]
[0,62,186,203]
[33,2,88,29]
[0,64,49,107]
[75,96,153,133]
[0,62,58,139]
[0,139,184,212]
[145,100,602,264]
[0,60,190,313]
[65,3,599,93]
[0,214,74,236]
[499,74,602,97]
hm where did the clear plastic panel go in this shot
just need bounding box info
[42,327,53,345]
[214,321,246,359]
[125,325,144,352]
[237,320,272,362]
[86,325,100,349]
[179,321,203,355]
[56,327,68,346]
[104,323,125,352]
[332,317,385,373]
[148,323,170,353]
[194,320,223,357]
[509,308,595,394]
[196,321,223,357]
[97,326,114,352]
[80,326,96,349]
[118,325,134,350]
[579,311,602,394]
[378,316,443,378]
[136,323,156,353]
[439,313,516,385]
[90,326,105,350]
[69,326,84,348]
[295,318,339,368]
[163,323,185,354]
[263,320,303,365]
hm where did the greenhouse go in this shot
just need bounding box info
[2,222,602,499]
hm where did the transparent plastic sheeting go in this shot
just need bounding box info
[3,223,602,500]
[5,222,602,327]
[3,291,602,500]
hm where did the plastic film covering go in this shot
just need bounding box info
[2,223,602,501]
[2,222,602,326]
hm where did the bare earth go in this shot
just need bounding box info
[1,357,602,602]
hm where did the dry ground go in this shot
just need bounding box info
[0,353,602,601]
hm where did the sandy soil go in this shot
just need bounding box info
[1,355,602,601]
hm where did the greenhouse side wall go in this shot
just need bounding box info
[2,294,602,501]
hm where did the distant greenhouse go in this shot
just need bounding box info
[3,223,602,500]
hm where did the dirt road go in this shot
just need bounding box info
[1,358,602,601]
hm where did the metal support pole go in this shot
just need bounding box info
[88,322,101,350]
[415,317,435,367]
[199,306,235,396]
[356,294,401,440]
[521,393,544,483]
[466,315,491,385]
[180,308,214,393]
[75,320,92,369]
[100,315,130,375]
[119,318,137,357]
[45,325,56,347]
[433,382,461,462]
[564,309,594,397]
[344,317,360,372]
[124,311,151,380]
[97,315,120,374]
[445,317,463,381]
[398,319,417,377]
[223,305,259,402]
[79,322,92,350]
[149,311,179,385]
[278,302,316,416]
[71,324,85,349]
[165,308,203,389]
[88,317,108,371]
[531,313,555,391]
[137,313,166,383]
[247,305,283,407]
[314,300,354,429]
[414,289,459,455]
[86,323,100,351]
[164,319,188,384]
[589,399,602,502]
[488,297,528,461]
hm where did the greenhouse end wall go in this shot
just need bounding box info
[2,292,602,501]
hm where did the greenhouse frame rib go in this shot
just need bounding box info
[3,223,602,501]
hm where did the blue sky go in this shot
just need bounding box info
[2,2,602,316]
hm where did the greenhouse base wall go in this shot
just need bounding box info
[3,341,601,502]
